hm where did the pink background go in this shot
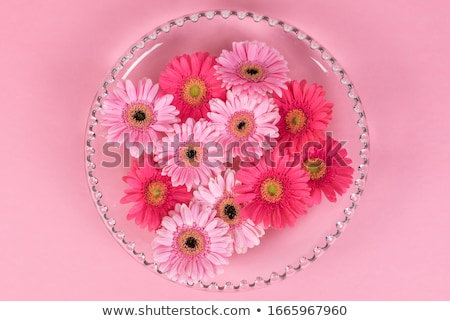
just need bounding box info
[1,0,449,300]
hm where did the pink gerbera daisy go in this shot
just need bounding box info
[159,52,226,122]
[102,78,179,158]
[152,202,233,284]
[233,151,312,229]
[215,40,290,96]
[208,91,280,160]
[154,118,224,192]
[273,80,333,155]
[119,159,192,231]
[302,137,354,205]
[194,169,265,254]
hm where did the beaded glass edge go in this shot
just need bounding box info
[84,10,370,291]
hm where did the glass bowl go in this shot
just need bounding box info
[85,10,369,290]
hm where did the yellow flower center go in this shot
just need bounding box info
[145,181,168,206]
[177,229,205,256]
[239,62,265,82]
[229,112,255,138]
[303,158,327,180]
[125,103,153,130]
[217,197,241,225]
[260,177,284,203]
[179,143,203,167]
[285,108,307,133]
[181,77,207,106]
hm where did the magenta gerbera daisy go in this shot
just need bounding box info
[155,118,224,192]
[119,159,192,231]
[302,137,354,205]
[208,91,280,160]
[152,202,233,283]
[273,80,333,154]
[233,151,312,229]
[159,52,226,122]
[102,78,179,157]
[215,40,290,96]
[194,169,265,254]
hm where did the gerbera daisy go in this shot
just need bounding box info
[154,118,224,192]
[152,202,233,284]
[159,52,226,122]
[208,91,280,160]
[215,40,290,96]
[120,159,192,231]
[102,78,179,158]
[194,169,265,254]
[302,137,354,205]
[233,151,312,229]
[273,80,333,155]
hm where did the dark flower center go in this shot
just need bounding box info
[180,143,203,167]
[246,68,259,76]
[217,197,241,226]
[239,63,265,82]
[185,149,197,160]
[177,229,205,256]
[133,110,147,122]
[223,204,237,220]
[237,121,247,131]
[229,112,255,138]
[124,103,153,130]
[185,236,198,249]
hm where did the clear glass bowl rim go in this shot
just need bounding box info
[84,9,370,291]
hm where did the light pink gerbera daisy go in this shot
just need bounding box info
[154,118,224,192]
[152,202,233,284]
[233,151,312,229]
[159,52,226,122]
[273,80,333,155]
[102,78,179,158]
[302,137,354,205]
[119,159,192,231]
[208,91,280,160]
[215,40,290,96]
[194,169,265,254]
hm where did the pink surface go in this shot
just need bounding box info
[1,0,449,300]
